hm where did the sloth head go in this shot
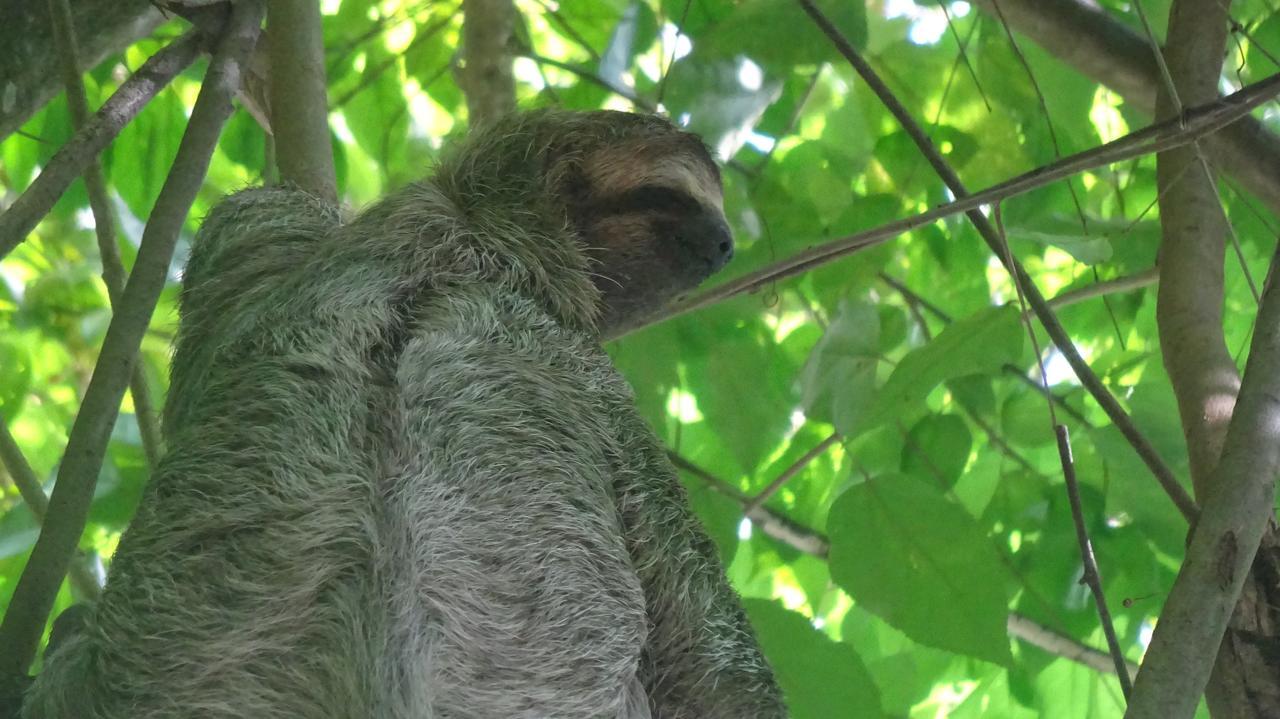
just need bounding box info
[432,110,732,337]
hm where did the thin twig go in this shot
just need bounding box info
[533,0,600,62]
[656,0,693,106]
[793,0,1199,521]
[957,402,1040,474]
[0,1,264,677]
[669,450,1138,678]
[741,433,840,515]
[0,30,205,262]
[520,51,654,110]
[1056,426,1134,697]
[0,420,100,599]
[46,0,164,470]
[626,69,1280,339]
[879,272,1096,426]
[668,452,831,558]
[1007,614,1140,678]
[1045,268,1159,311]
[329,12,455,109]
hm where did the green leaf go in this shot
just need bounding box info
[900,413,972,489]
[0,339,32,421]
[743,599,884,719]
[799,299,880,432]
[702,0,867,72]
[828,474,1013,664]
[857,306,1023,435]
[105,89,185,218]
[1000,390,1057,448]
[1006,227,1113,265]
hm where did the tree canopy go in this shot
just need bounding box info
[4,0,1280,716]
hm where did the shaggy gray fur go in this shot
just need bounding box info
[22,110,784,718]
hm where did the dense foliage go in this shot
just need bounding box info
[5,0,1280,715]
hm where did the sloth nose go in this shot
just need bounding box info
[682,212,734,272]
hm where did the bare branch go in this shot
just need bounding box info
[669,451,1138,679]
[794,0,1198,522]
[613,71,1280,340]
[0,1,264,676]
[742,433,839,515]
[461,0,517,125]
[1007,614,1140,678]
[1056,425,1133,696]
[0,420,100,599]
[267,0,336,201]
[969,0,1280,217]
[0,30,205,262]
[1045,269,1159,312]
[46,0,163,469]
[0,0,163,141]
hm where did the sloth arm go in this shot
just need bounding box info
[605,402,788,718]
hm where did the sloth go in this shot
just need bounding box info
[22,110,785,718]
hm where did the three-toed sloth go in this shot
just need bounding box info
[23,110,786,718]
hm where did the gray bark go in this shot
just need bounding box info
[0,0,162,141]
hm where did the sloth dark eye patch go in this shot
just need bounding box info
[592,185,705,218]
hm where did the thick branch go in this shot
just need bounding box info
[795,0,1197,520]
[0,0,263,676]
[0,30,205,262]
[1126,255,1280,717]
[461,0,517,125]
[970,0,1280,217]
[0,0,162,141]
[267,0,336,201]
[1154,0,1238,499]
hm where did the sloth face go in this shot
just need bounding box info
[561,122,733,335]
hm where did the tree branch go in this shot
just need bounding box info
[0,0,264,676]
[1007,614,1141,678]
[1056,425,1133,696]
[668,451,1139,679]
[794,0,1198,521]
[742,433,839,515]
[267,0,336,201]
[46,0,163,470]
[1154,0,1238,501]
[460,0,516,125]
[970,0,1280,217]
[0,29,205,262]
[0,420,100,599]
[1126,252,1280,717]
[0,0,162,141]
[610,70,1280,340]
[1045,269,1159,312]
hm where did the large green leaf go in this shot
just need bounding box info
[828,474,1013,665]
[744,599,884,719]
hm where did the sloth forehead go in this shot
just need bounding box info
[580,137,724,214]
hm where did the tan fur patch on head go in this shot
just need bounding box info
[581,136,724,215]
